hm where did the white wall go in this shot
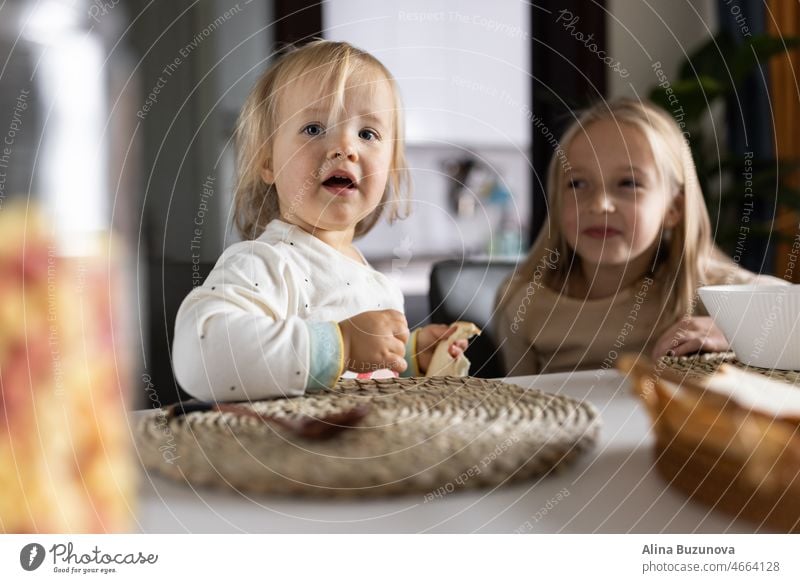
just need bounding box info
[323,0,532,260]
[323,0,531,147]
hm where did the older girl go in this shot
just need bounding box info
[496,99,778,375]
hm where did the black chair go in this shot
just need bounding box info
[428,259,518,378]
[146,259,215,407]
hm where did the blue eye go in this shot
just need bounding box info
[302,123,324,137]
[620,178,641,188]
[567,178,586,190]
[359,128,379,141]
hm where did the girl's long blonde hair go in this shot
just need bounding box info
[499,98,730,325]
[233,40,410,240]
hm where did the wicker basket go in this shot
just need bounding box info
[620,354,800,532]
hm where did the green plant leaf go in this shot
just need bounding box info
[732,35,800,83]
[678,31,737,86]
[648,76,726,123]
[648,31,800,253]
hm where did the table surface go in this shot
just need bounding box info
[133,370,759,534]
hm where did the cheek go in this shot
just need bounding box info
[375,153,393,178]
[368,154,393,191]
[371,143,393,167]
[373,162,391,185]
[629,204,666,245]
[559,196,579,236]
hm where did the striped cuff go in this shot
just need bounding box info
[306,321,345,392]
[401,328,422,377]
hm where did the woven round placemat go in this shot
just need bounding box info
[660,352,800,385]
[135,376,600,497]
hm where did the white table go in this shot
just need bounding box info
[134,370,758,533]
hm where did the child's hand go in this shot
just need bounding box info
[652,316,729,359]
[416,324,469,374]
[339,310,409,374]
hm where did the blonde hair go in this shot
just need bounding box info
[500,98,731,325]
[233,40,410,240]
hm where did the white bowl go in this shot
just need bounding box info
[698,284,800,370]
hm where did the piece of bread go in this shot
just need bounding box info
[618,355,800,423]
[425,321,481,377]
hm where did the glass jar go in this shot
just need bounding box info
[0,0,137,533]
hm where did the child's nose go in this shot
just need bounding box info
[326,132,358,162]
[587,189,615,213]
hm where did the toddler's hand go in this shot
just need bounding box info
[415,324,469,374]
[651,316,729,359]
[339,310,409,374]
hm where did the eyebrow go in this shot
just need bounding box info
[298,107,389,127]
[567,165,649,174]
[360,113,389,127]
[298,107,327,117]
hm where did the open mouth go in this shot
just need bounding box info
[582,226,622,238]
[322,174,357,193]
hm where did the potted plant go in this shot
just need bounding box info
[648,32,800,255]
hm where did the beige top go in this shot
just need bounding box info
[496,260,783,376]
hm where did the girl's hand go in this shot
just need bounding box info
[416,324,469,374]
[651,316,729,359]
[339,310,409,373]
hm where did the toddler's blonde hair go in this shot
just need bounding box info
[500,98,731,325]
[233,40,410,240]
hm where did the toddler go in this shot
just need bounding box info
[173,41,464,400]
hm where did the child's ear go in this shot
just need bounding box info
[664,191,684,228]
[260,159,275,185]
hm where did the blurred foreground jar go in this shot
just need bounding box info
[0,0,138,532]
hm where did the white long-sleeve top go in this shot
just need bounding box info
[172,220,408,402]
